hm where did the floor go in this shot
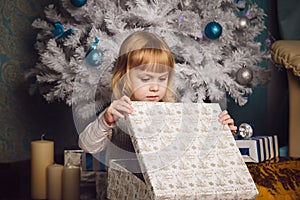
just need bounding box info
[0,161,30,200]
[1,157,300,200]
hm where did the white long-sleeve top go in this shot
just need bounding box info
[78,110,114,154]
[78,109,137,163]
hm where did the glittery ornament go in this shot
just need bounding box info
[204,21,222,40]
[238,16,250,30]
[265,38,271,49]
[51,22,74,41]
[85,49,103,67]
[238,123,253,139]
[236,67,253,85]
[70,0,87,7]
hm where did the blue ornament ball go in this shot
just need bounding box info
[204,22,222,40]
[70,0,87,7]
[85,49,103,67]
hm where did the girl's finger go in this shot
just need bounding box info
[223,118,234,125]
[219,110,228,118]
[114,101,133,114]
[219,114,231,123]
[229,124,237,131]
[120,95,132,104]
[111,109,125,119]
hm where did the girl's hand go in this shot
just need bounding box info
[218,110,237,133]
[104,95,133,125]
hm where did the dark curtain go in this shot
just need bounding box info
[277,0,300,39]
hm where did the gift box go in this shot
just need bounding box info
[81,151,106,171]
[236,135,279,163]
[95,171,108,200]
[256,135,279,160]
[107,102,258,199]
[64,149,84,167]
[107,159,151,199]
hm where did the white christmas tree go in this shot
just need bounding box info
[27,0,269,120]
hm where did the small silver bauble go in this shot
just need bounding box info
[238,16,250,30]
[180,0,192,9]
[238,123,253,139]
[236,67,253,85]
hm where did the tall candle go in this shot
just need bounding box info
[47,164,63,200]
[31,136,54,199]
[62,166,80,200]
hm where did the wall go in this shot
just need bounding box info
[0,0,78,163]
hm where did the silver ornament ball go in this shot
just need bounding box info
[238,16,250,30]
[238,123,253,139]
[236,67,253,85]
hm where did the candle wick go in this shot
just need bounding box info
[41,134,45,140]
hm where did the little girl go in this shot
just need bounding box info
[79,31,237,163]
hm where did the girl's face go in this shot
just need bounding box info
[129,67,169,102]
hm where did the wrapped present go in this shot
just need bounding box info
[81,151,106,171]
[236,135,279,163]
[273,135,279,158]
[107,102,258,200]
[108,159,150,200]
[64,150,106,171]
[80,174,97,200]
[80,170,107,200]
[263,135,279,159]
[64,149,84,167]
[235,137,265,163]
[95,171,108,200]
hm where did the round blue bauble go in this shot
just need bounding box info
[85,49,103,67]
[204,22,222,40]
[70,0,87,7]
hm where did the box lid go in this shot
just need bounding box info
[121,102,258,199]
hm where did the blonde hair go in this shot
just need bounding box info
[112,31,177,102]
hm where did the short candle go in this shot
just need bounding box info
[47,163,64,200]
[62,165,80,200]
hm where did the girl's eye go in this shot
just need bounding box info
[159,77,167,81]
[141,78,150,82]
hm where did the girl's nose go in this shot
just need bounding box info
[149,82,159,92]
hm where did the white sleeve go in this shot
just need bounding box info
[78,109,115,153]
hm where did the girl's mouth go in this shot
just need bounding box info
[146,95,159,100]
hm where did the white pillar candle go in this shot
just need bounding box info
[31,135,54,199]
[47,164,63,200]
[62,166,80,200]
